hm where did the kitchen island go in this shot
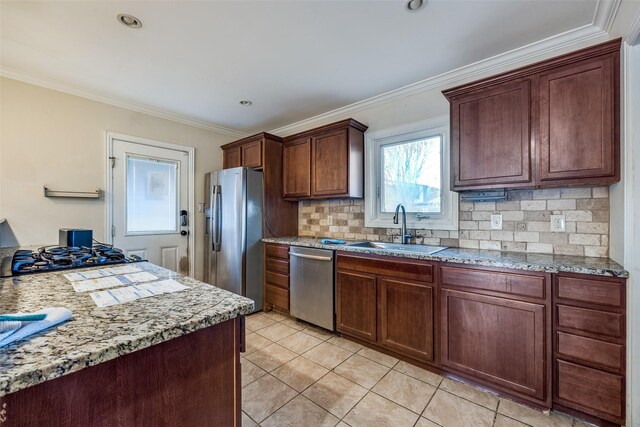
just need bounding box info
[0,261,253,426]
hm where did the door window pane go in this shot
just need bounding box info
[380,136,442,214]
[126,156,179,233]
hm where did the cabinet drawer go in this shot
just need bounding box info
[441,265,545,299]
[556,276,623,307]
[557,332,623,370]
[266,258,289,275]
[556,359,623,421]
[265,244,289,260]
[557,305,623,338]
[266,284,289,311]
[337,253,433,283]
[266,271,289,289]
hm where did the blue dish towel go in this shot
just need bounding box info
[0,308,73,347]
[319,238,346,245]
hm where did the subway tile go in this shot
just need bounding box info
[520,200,546,211]
[514,232,539,243]
[563,210,592,222]
[491,231,514,241]
[547,199,576,211]
[480,240,501,250]
[526,243,553,254]
[585,246,608,257]
[577,222,608,234]
[569,234,601,246]
[500,211,524,221]
[560,188,592,199]
[592,187,609,198]
[532,189,561,199]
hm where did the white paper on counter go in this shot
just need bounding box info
[123,272,158,283]
[64,265,143,282]
[90,279,188,308]
[72,276,131,292]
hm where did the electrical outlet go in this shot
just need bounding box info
[197,203,205,213]
[327,215,333,226]
[550,215,566,232]
[490,214,503,230]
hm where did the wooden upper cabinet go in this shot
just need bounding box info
[219,133,299,238]
[222,146,241,169]
[221,134,266,170]
[282,137,312,198]
[443,38,621,191]
[241,139,262,169]
[283,119,367,200]
[312,129,349,196]
[451,79,532,189]
[538,53,619,185]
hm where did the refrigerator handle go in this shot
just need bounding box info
[211,184,218,251]
[214,189,222,251]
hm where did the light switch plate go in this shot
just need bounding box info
[491,214,503,230]
[327,215,333,226]
[197,203,205,213]
[550,215,566,232]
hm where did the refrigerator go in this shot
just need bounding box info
[204,167,263,313]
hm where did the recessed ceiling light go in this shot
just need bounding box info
[405,0,426,12]
[239,100,253,106]
[117,14,142,29]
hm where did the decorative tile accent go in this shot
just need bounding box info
[298,186,611,257]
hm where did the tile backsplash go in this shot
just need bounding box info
[298,186,610,257]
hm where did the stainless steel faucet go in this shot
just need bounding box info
[393,204,413,244]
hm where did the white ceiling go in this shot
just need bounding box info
[1,0,600,134]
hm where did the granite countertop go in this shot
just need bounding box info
[263,237,628,278]
[0,261,254,396]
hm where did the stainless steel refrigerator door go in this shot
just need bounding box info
[244,168,264,312]
[289,246,335,330]
[215,168,245,296]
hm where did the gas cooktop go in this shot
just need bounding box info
[1,245,142,278]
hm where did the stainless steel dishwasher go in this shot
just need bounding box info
[289,246,335,331]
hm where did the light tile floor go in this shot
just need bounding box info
[242,312,594,427]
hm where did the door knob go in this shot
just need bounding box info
[180,230,188,236]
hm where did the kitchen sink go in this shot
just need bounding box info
[346,241,448,255]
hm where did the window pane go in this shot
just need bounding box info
[126,156,178,233]
[381,136,441,214]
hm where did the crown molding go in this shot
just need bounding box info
[0,67,248,139]
[269,24,608,137]
[626,6,640,46]
[593,0,622,32]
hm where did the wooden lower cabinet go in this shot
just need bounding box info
[264,243,290,312]
[336,253,435,363]
[441,289,547,402]
[336,270,377,342]
[379,278,434,362]
[1,318,243,427]
[332,254,626,425]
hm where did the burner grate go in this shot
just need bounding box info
[9,245,141,276]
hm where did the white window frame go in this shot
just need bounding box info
[364,115,458,230]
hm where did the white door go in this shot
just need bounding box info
[110,138,190,274]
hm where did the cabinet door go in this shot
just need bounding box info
[538,54,618,184]
[379,277,434,362]
[241,140,262,169]
[336,270,377,342]
[283,137,311,198]
[312,129,349,197]
[451,79,532,189]
[223,146,241,169]
[441,289,547,401]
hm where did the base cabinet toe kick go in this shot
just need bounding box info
[332,252,627,426]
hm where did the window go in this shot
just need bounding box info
[364,116,458,230]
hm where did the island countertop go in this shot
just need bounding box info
[0,261,254,396]
[262,236,628,278]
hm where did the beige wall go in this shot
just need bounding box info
[0,77,238,280]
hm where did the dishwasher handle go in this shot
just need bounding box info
[290,252,333,262]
